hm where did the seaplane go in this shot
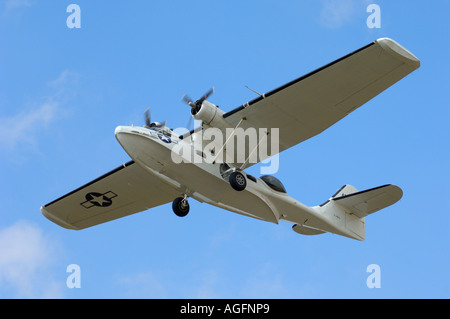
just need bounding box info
[41,38,420,240]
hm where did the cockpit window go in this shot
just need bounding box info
[260,175,287,193]
[148,122,164,129]
[147,122,171,134]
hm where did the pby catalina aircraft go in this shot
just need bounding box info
[41,38,420,240]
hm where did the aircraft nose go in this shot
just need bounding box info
[115,126,134,147]
[115,126,141,160]
[114,125,127,138]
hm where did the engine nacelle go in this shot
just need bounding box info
[192,100,229,129]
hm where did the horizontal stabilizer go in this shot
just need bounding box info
[333,184,403,218]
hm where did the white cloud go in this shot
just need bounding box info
[2,0,32,16]
[319,0,359,28]
[116,269,222,298]
[0,101,58,150]
[193,270,220,298]
[4,0,32,9]
[0,70,77,151]
[47,70,79,95]
[0,220,64,298]
[239,262,291,298]
[117,271,168,298]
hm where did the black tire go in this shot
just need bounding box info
[172,197,189,217]
[229,171,247,191]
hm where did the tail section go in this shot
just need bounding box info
[330,184,359,199]
[304,184,403,240]
[333,184,403,218]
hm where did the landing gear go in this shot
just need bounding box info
[220,163,247,192]
[172,196,190,217]
[229,171,247,191]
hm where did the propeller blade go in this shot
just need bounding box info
[197,87,215,104]
[144,108,151,127]
[204,87,215,99]
[181,94,196,108]
[181,87,215,109]
[186,115,193,131]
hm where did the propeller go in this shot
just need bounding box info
[144,107,165,128]
[144,107,151,127]
[181,87,214,115]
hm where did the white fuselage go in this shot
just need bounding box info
[114,125,356,239]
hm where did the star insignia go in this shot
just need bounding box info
[81,191,118,209]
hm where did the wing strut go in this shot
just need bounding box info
[239,128,269,170]
[212,117,246,165]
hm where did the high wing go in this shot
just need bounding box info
[41,161,180,230]
[221,38,420,169]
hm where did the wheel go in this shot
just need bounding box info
[229,171,247,191]
[172,197,190,217]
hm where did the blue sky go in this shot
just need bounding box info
[0,0,449,298]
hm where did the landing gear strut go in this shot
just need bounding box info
[229,171,247,191]
[172,196,190,217]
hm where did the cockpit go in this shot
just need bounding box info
[147,122,164,129]
[260,175,287,193]
[145,122,173,137]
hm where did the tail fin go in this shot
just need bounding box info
[314,184,403,240]
[330,184,359,199]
